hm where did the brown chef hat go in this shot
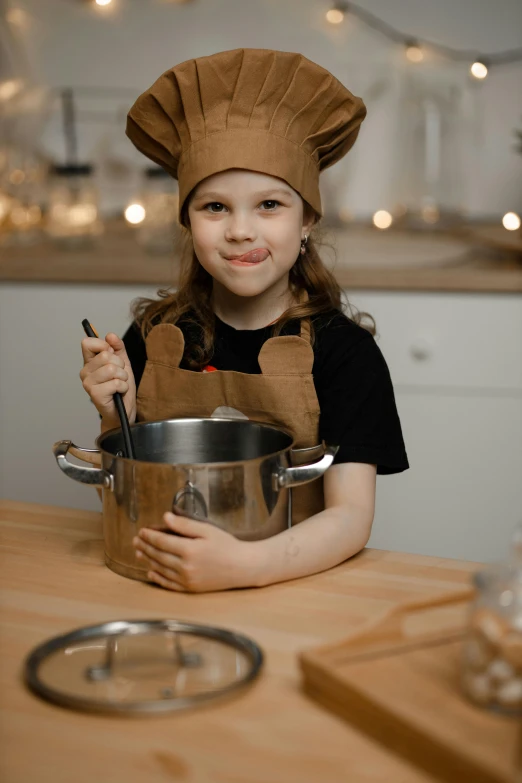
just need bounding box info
[126,48,366,224]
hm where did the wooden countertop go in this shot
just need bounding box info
[0,499,480,783]
[1,220,521,293]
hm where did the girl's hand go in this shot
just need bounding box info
[133,510,260,593]
[80,332,137,430]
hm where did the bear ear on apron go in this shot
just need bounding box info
[258,316,313,376]
[145,324,185,367]
[258,336,314,376]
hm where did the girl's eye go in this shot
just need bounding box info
[202,200,281,213]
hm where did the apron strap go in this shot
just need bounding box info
[145,323,185,368]
[300,318,311,342]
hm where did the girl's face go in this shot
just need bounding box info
[187,169,315,299]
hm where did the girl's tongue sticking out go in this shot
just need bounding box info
[226,248,270,265]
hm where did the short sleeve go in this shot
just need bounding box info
[313,318,409,475]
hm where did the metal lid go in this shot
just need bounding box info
[25,619,263,715]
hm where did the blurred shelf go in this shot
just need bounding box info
[1,219,521,293]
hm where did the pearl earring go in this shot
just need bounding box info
[300,235,308,255]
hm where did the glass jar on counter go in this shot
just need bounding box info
[136,166,181,255]
[0,147,46,247]
[45,164,103,249]
[462,558,522,714]
[391,66,467,231]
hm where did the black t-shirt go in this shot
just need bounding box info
[123,310,409,475]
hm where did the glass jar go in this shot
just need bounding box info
[392,66,467,231]
[0,147,46,247]
[462,562,522,714]
[136,166,180,255]
[45,164,103,249]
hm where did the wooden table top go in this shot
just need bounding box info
[1,220,521,293]
[0,499,479,783]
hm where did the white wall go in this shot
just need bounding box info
[6,0,522,217]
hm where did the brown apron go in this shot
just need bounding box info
[136,318,324,524]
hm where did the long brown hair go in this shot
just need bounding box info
[132,214,375,371]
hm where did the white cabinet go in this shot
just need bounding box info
[0,283,157,512]
[347,291,522,563]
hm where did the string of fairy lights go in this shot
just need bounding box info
[324,2,522,78]
[86,0,522,81]
[321,2,521,232]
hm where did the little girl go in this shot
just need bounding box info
[80,48,408,593]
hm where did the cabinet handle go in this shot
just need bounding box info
[410,339,432,362]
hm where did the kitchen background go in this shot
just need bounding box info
[0,0,521,563]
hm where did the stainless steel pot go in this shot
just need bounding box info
[53,418,337,582]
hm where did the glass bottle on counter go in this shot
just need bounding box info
[392,66,467,231]
[45,164,103,249]
[136,166,181,255]
[462,527,522,714]
[0,147,46,247]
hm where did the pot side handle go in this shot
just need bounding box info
[273,444,339,490]
[52,440,113,490]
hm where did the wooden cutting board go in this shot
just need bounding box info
[299,590,520,783]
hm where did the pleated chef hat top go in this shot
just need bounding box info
[126,48,367,224]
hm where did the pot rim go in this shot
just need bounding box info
[95,416,297,468]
